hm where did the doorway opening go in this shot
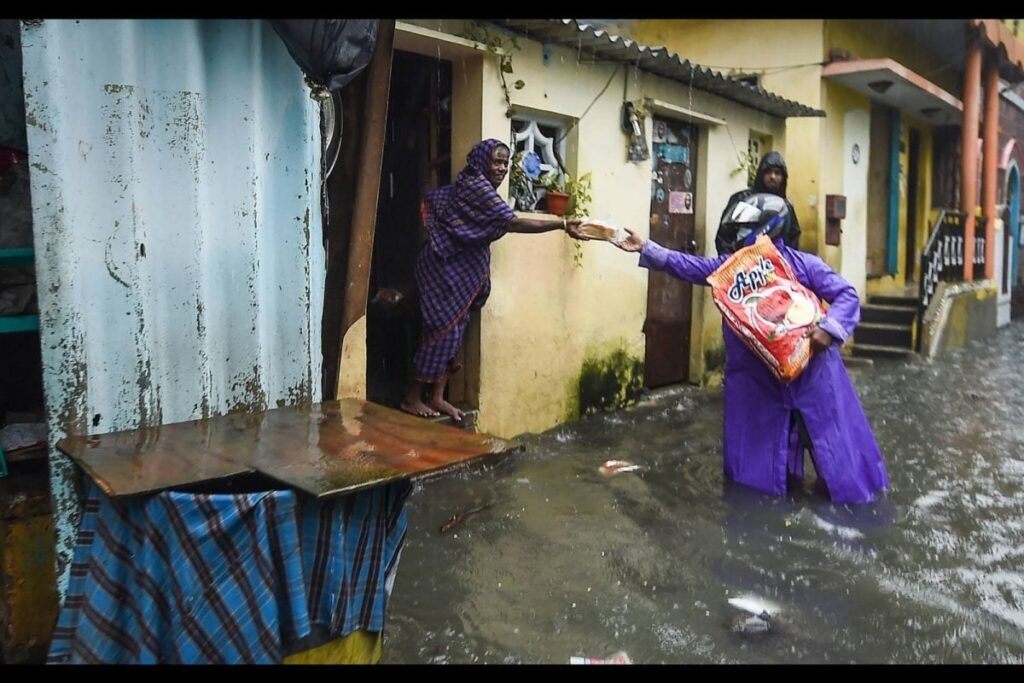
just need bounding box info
[366,50,453,408]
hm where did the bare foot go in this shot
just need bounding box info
[429,398,464,422]
[400,398,440,418]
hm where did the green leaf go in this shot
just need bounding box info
[513,79,526,90]
[501,60,514,73]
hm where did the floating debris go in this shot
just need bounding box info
[599,460,641,476]
[439,502,494,534]
[728,595,778,635]
[727,595,780,618]
[731,612,771,635]
[570,651,632,664]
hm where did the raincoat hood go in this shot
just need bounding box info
[754,151,789,197]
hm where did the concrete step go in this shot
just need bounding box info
[860,303,917,325]
[851,342,914,359]
[853,321,913,348]
[427,408,478,432]
[867,295,918,308]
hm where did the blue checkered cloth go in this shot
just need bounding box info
[47,479,410,664]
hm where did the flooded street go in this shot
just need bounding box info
[384,320,1024,664]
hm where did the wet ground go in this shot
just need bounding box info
[383,320,1024,664]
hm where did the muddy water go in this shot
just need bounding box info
[384,321,1024,663]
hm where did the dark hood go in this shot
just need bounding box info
[753,150,788,197]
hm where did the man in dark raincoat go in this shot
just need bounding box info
[716,151,801,255]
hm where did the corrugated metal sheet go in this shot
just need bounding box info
[19,19,324,592]
[492,19,826,118]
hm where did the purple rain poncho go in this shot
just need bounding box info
[640,238,890,504]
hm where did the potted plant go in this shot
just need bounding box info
[540,171,570,216]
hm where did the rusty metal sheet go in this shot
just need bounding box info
[19,19,327,591]
[57,399,519,498]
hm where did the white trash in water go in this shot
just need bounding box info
[570,651,632,664]
[599,460,641,476]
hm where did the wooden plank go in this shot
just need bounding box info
[242,399,518,497]
[57,399,520,499]
[57,419,257,498]
[336,19,396,398]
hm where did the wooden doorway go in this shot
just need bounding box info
[366,50,452,408]
[644,117,697,388]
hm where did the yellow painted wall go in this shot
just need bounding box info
[629,21,826,254]
[824,19,943,295]
[629,19,947,300]
[823,20,961,96]
[866,103,891,278]
[914,126,935,282]
[401,20,786,438]
[822,83,872,290]
[629,20,824,77]
[865,116,935,296]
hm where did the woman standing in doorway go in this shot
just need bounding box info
[402,138,584,421]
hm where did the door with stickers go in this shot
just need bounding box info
[644,116,697,388]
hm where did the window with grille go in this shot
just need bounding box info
[509,115,568,211]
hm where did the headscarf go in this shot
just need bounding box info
[424,139,515,259]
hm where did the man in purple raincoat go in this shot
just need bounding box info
[608,201,889,505]
[402,139,582,421]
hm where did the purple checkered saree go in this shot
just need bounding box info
[413,139,515,381]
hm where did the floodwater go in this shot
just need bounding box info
[384,321,1024,664]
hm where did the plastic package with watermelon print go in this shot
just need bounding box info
[706,235,827,382]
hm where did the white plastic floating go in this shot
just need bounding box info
[728,595,781,618]
[599,459,641,476]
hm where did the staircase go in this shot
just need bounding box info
[852,294,917,359]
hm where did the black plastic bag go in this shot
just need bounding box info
[270,20,378,93]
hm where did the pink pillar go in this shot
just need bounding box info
[961,37,982,282]
[982,47,1000,280]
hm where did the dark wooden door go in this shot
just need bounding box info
[644,117,697,388]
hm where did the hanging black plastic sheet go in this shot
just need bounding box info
[269,19,378,93]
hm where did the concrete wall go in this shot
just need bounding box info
[921,280,999,357]
[823,84,871,287]
[824,20,962,96]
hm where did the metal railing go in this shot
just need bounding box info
[918,210,987,318]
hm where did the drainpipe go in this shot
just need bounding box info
[982,47,1000,280]
[961,32,982,282]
